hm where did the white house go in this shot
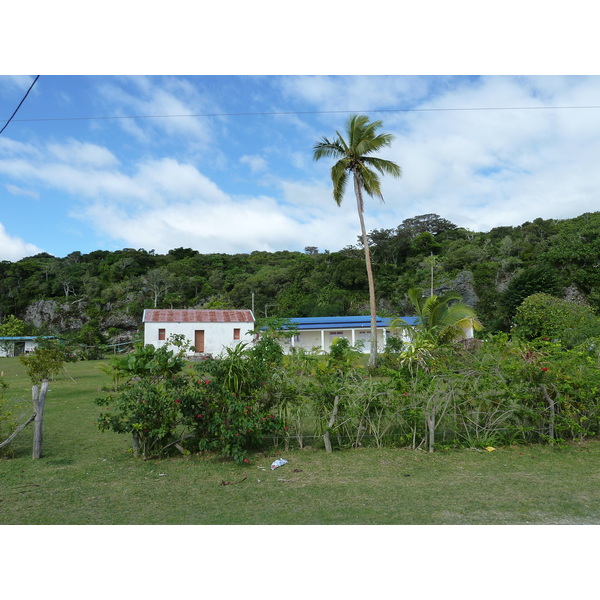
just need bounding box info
[276,316,420,354]
[142,309,255,357]
[0,336,55,358]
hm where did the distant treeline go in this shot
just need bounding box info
[2,212,600,343]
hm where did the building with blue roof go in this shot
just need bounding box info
[278,315,420,354]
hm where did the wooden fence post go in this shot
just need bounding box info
[323,395,340,453]
[32,379,49,459]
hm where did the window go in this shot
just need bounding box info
[233,328,240,340]
[158,328,166,341]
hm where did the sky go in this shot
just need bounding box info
[2,73,600,262]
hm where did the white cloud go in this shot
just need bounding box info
[278,75,429,114]
[5,184,39,199]
[0,222,43,261]
[67,164,369,254]
[240,154,267,173]
[81,194,297,254]
[95,76,216,147]
[0,75,36,92]
[0,137,43,159]
[366,75,600,232]
[0,158,144,202]
[47,139,120,168]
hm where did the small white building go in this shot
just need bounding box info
[0,336,55,358]
[142,309,255,357]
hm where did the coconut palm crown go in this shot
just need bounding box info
[313,114,402,208]
[313,114,401,368]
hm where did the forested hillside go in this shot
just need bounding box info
[2,211,600,346]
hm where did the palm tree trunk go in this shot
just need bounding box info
[353,173,378,369]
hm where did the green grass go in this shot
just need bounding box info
[1,356,600,525]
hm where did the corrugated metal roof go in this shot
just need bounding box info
[283,316,419,330]
[143,309,255,324]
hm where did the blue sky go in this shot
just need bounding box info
[2,74,600,261]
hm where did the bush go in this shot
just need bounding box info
[95,330,600,460]
[96,340,284,462]
[513,293,600,348]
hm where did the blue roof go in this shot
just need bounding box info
[386,316,420,327]
[282,316,419,330]
[0,336,56,341]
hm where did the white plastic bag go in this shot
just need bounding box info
[271,458,288,470]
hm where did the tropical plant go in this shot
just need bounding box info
[313,114,402,369]
[394,288,483,346]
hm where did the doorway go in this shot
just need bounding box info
[194,330,205,353]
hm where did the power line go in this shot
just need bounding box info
[0,76,40,135]
[2,103,600,125]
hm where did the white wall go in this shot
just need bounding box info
[0,339,38,357]
[144,321,254,356]
[281,328,391,354]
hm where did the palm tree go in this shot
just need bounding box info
[393,287,483,351]
[313,114,402,369]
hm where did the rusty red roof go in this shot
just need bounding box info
[143,309,254,323]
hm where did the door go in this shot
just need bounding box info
[194,330,205,353]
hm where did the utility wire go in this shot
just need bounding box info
[0,75,40,135]
[2,103,600,125]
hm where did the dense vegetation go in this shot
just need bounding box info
[20,325,578,463]
[3,211,600,346]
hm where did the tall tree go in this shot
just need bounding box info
[313,114,402,368]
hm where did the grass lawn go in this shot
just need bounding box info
[1,356,600,525]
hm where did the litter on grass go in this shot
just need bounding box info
[271,458,288,470]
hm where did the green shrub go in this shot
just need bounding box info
[96,340,285,463]
[513,293,600,348]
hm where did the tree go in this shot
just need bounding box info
[399,214,457,237]
[0,314,27,336]
[19,339,71,458]
[142,267,176,308]
[392,288,483,370]
[0,315,28,356]
[502,265,562,318]
[313,114,402,368]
